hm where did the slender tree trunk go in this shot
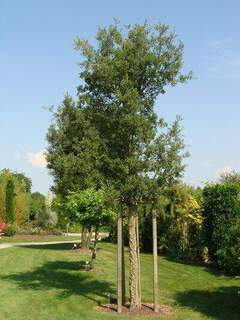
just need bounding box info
[152,208,158,312]
[86,227,93,249]
[117,211,123,313]
[91,224,99,262]
[81,226,88,249]
[129,206,141,311]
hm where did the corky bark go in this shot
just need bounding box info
[129,206,141,310]
[136,215,141,303]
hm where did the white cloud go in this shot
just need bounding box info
[28,150,47,168]
[15,151,21,160]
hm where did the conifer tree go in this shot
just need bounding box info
[5,179,14,224]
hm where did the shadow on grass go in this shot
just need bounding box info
[17,243,80,251]
[18,242,103,252]
[1,260,114,304]
[164,256,233,278]
[175,286,240,320]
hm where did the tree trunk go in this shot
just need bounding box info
[91,224,99,262]
[86,227,93,249]
[81,226,88,249]
[152,208,158,312]
[117,211,123,313]
[129,206,141,310]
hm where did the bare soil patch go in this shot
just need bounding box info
[98,303,174,317]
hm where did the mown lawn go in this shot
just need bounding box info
[0,235,80,243]
[0,242,239,320]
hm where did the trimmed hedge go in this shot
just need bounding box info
[203,183,240,272]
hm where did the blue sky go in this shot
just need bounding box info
[1,0,240,194]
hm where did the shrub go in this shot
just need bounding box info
[202,183,240,264]
[216,223,240,275]
[5,224,16,237]
[35,208,58,228]
[15,226,62,236]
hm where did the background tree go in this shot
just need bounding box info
[5,179,14,224]
[0,170,31,225]
[75,21,191,310]
[13,172,32,193]
[37,191,58,228]
[29,192,46,221]
[219,170,240,184]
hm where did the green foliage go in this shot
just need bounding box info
[107,184,203,261]
[5,179,14,224]
[0,169,31,225]
[146,117,189,197]
[35,208,58,229]
[29,192,46,221]
[203,183,240,264]
[15,226,62,236]
[75,21,191,207]
[5,224,16,237]
[47,21,192,303]
[216,223,240,275]
[12,172,32,193]
[141,185,202,259]
[219,169,240,184]
[65,188,115,229]
[46,95,102,197]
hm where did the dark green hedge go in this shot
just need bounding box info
[203,183,240,270]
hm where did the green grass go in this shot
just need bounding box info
[0,235,80,243]
[0,242,239,320]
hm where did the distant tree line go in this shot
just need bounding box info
[0,169,58,234]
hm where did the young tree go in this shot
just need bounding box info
[5,179,14,224]
[75,21,191,310]
[66,188,114,260]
